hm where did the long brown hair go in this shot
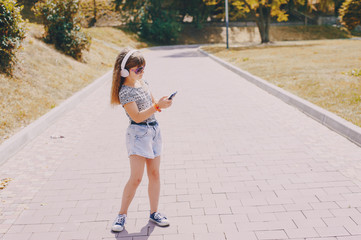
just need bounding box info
[110,48,146,105]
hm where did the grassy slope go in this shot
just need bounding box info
[0,23,147,143]
[202,39,361,127]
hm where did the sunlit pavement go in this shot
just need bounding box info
[1,46,361,240]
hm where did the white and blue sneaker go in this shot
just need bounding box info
[149,212,170,227]
[111,214,126,232]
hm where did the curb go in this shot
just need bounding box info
[0,71,112,166]
[147,44,202,51]
[198,48,361,147]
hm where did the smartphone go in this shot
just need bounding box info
[168,91,177,100]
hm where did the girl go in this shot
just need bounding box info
[110,48,172,232]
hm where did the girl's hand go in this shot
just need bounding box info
[157,96,172,109]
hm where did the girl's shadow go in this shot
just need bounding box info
[113,221,168,239]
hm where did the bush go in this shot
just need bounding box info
[119,0,182,44]
[339,0,361,31]
[0,0,26,74]
[139,10,182,44]
[33,0,91,60]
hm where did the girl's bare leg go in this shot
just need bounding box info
[146,156,161,213]
[119,155,146,215]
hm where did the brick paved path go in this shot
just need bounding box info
[1,47,361,240]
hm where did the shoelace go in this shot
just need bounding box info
[154,212,167,220]
[116,216,126,225]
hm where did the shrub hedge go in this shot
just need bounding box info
[0,0,26,74]
[33,0,91,60]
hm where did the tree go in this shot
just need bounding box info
[206,0,304,43]
[114,0,182,44]
[181,0,216,28]
[339,0,361,30]
[301,0,346,16]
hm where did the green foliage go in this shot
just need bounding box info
[0,0,26,74]
[33,0,91,60]
[139,7,182,44]
[118,0,182,44]
[339,0,361,30]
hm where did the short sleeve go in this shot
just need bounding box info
[119,88,137,106]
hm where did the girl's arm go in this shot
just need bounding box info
[124,102,157,123]
[124,96,172,123]
[151,93,156,104]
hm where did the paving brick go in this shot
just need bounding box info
[149,225,177,236]
[241,198,269,207]
[192,215,220,227]
[204,207,231,215]
[194,232,226,240]
[6,225,24,234]
[23,224,52,233]
[230,206,259,214]
[236,220,295,232]
[285,227,320,238]
[257,205,286,213]
[224,231,258,240]
[41,215,70,224]
[284,202,313,211]
[330,208,360,217]
[322,216,357,227]
[248,213,277,222]
[344,225,361,235]
[206,222,238,233]
[315,227,350,237]
[303,210,334,219]
[293,218,327,228]
[336,200,361,208]
[255,230,288,240]
[49,222,80,232]
[310,202,340,210]
[176,194,202,202]
[163,233,194,240]
[29,232,60,240]
[178,224,207,234]
[220,214,248,224]
[190,199,216,209]
[58,231,90,240]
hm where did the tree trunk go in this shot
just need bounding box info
[89,0,97,27]
[265,7,271,43]
[334,0,342,16]
[256,4,270,43]
[304,0,308,26]
[93,0,97,22]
